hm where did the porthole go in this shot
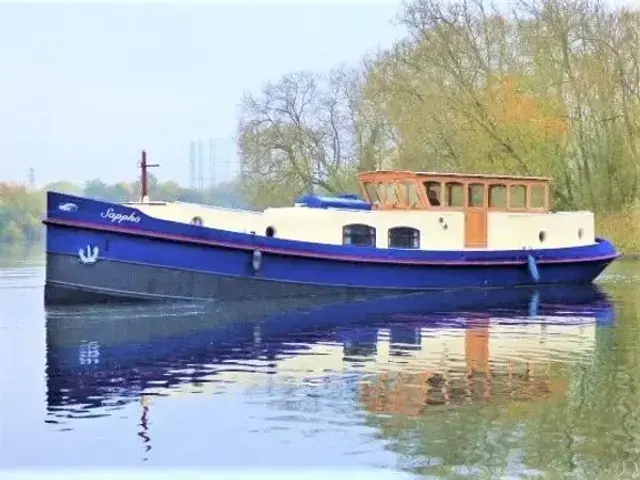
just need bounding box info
[343,224,376,246]
[578,228,584,239]
[388,227,420,249]
[190,216,204,226]
[265,226,276,238]
[539,230,547,243]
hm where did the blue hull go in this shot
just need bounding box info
[43,192,620,304]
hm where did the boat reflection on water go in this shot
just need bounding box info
[45,284,615,425]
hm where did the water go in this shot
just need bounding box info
[1,257,640,479]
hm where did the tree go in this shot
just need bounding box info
[43,181,81,195]
[237,65,393,208]
[83,179,116,201]
[355,0,640,212]
[0,176,248,246]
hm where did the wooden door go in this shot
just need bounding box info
[464,182,488,248]
[465,210,487,248]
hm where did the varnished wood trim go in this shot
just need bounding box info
[359,172,551,213]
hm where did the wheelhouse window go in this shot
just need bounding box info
[530,184,545,209]
[489,184,507,208]
[363,182,380,205]
[424,181,441,206]
[343,224,376,246]
[402,181,421,207]
[375,183,386,203]
[385,182,399,207]
[509,184,527,209]
[467,183,485,207]
[445,182,464,207]
[388,227,420,249]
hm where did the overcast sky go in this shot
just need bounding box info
[1,0,635,189]
[0,1,405,188]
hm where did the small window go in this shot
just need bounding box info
[343,224,376,246]
[190,216,204,226]
[530,184,545,209]
[385,183,399,206]
[445,182,464,207]
[509,185,526,209]
[363,182,380,204]
[265,226,276,237]
[388,227,420,249]
[403,181,421,207]
[424,181,441,207]
[489,184,507,208]
[468,183,485,207]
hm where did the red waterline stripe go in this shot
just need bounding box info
[43,218,619,267]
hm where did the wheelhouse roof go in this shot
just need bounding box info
[358,170,551,183]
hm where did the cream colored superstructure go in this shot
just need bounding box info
[129,200,595,251]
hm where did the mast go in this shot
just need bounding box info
[139,150,159,202]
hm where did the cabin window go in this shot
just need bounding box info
[530,184,545,209]
[489,184,507,208]
[403,181,421,207]
[509,185,527,209]
[190,216,204,226]
[467,183,485,207]
[343,224,376,246]
[445,182,464,207]
[388,227,420,249]
[385,183,399,206]
[363,182,380,204]
[424,181,441,207]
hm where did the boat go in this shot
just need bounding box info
[42,151,620,305]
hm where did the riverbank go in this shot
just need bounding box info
[596,207,640,258]
[0,178,245,247]
[0,242,45,268]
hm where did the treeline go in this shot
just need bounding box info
[0,176,245,245]
[237,0,640,251]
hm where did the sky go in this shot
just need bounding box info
[0,1,406,188]
[1,0,636,190]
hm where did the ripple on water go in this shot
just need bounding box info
[4,264,639,476]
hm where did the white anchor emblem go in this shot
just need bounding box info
[78,245,100,265]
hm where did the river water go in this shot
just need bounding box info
[1,253,640,479]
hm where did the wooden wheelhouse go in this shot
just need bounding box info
[358,170,551,249]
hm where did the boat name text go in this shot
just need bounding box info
[100,208,141,224]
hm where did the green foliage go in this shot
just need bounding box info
[0,184,44,244]
[236,0,640,247]
[0,176,247,246]
[237,65,396,208]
